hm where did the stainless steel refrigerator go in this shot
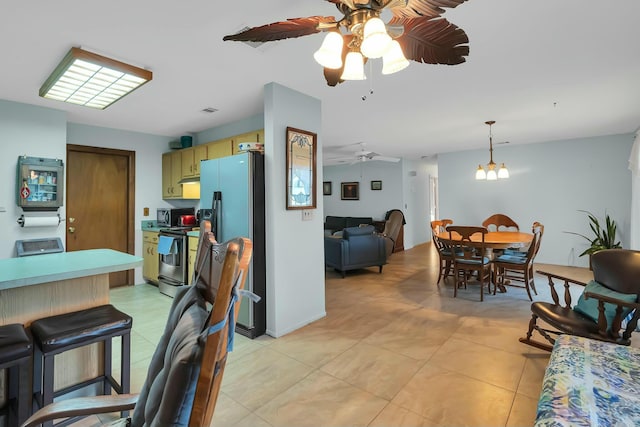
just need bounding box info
[200,151,266,338]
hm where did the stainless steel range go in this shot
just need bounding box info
[158,227,193,297]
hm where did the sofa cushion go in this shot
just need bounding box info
[324,216,347,230]
[343,225,375,239]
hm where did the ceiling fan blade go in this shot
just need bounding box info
[372,155,401,162]
[223,16,337,42]
[392,16,469,65]
[390,0,468,19]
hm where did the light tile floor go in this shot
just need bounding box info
[72,242,591,427]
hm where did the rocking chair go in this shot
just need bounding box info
[520,249,640,351]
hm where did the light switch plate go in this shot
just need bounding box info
[302,210,313,221]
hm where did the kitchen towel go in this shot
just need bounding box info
[158,236,177,255]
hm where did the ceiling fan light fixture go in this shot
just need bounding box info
[341,51,366,80]
[381,40,409,75]
[360,17,392,59]
[313,32,344,69]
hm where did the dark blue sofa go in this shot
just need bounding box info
[324,216,374,236]
[324,225,387,277]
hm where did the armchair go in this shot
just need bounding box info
[324,225,387,278]
[520,249,640,351]
[22,222,253,427]
[381,210,404,257]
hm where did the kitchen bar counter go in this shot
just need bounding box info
[0,248,142,290]
[0,249,141,393]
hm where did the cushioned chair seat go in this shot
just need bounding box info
[0,323,32,364]
[457,257,490,265]
[31,304,132,353]
[494,254,527,264]
[531,303,600,335]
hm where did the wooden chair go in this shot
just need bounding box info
[493,222,543,300]
[430,219,454,284]
[482,214,519,232]
[520,249,640,351]
[446,225,492,302]
[22,222,254,427]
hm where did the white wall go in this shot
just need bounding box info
[438,133,634,267]
[0,100,67,259]
[323,161,403,220]
[264,82,326,337]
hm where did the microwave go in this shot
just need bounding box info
[157,207,195,227]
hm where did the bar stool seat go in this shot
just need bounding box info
[0,323,33,427]
[30,305,132,427]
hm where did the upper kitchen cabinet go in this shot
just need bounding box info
[206,138,233,160]
[181,145,208,177]
[232,129,264,154]
[162,150,198,200]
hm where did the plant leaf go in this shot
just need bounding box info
[223,16,337,42]
[390,0,468,19]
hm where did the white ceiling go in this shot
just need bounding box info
[2,0,639,163]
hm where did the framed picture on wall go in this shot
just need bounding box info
[371,180,382,190]
[341,182,359,200]
[323,181,332,196]
[286,127,317,210]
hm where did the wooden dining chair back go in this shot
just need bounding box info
[493,222,543,301]
[431,219,454,284]
[482,214,519,232]
[446,225,492,301]
[22,224,254,427]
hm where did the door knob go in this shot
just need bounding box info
[68,226,75,233]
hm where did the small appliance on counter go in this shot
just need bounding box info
[178,214,196,227]
[157,207,195,228]
[196,209,213,225]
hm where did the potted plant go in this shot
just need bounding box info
[566,210,621,267]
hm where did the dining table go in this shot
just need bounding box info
[435,229,534,293]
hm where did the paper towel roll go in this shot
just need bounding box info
[18,215,60,227]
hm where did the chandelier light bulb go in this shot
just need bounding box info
[486,168,498,181]
[382,40,409,75]
[475,165,486,180]
[340,51,366,80]
[498,163,509,179]
[313,32,344,69]
[360,17,392,59]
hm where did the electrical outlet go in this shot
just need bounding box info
[302,210,313,221]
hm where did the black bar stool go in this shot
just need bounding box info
[30,304,132,427]
[0,323,33,427]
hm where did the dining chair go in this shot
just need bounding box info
[430,219,454,284]
[482,214,519,232]
[22,224,254,427]
[493,222,543,300]
[446,225,492,301]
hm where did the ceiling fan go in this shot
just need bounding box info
[326,142,401,164]
[223,0,470,86]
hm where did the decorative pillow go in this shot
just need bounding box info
[573,280,637,330]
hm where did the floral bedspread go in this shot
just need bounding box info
[535,335,640,427]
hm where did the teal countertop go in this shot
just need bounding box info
[0,249,143,291]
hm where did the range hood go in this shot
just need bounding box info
[178,176,200,184]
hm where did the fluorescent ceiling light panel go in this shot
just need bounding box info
[39,47,152,109]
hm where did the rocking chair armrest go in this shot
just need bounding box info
[535,270,587,287]
[536,270,588,307]
[584,292,640,310]
[22,394,139,427]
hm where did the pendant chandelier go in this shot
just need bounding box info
[475,120,509,180]
[313,10,409,81]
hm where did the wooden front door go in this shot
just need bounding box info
[66,145,135,287]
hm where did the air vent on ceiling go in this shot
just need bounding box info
[201,107,218,113]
